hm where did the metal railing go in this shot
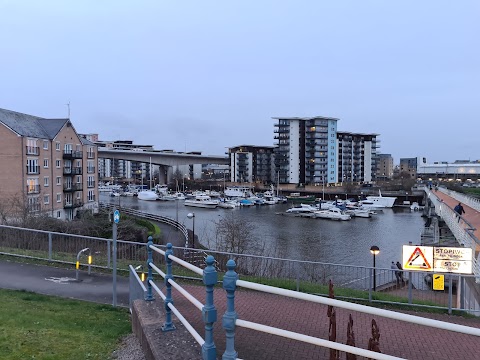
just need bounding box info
[438,186,480,212]
[2,214,480,315]
[139,238,480,360]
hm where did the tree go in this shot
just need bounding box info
[212,212,258,255]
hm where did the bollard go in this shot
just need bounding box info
[162,243,176,332]
[222,259,238,360]
[202,255,218,360]
[145,236,154,301]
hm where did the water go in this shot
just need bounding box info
[102,194,425,269]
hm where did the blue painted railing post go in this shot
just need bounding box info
[162,242,176,331]
[145,236,154,301]
[202,255,218,360]
[222,259,238,360]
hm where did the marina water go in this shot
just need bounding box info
[102,194,425,269]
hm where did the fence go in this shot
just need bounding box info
[1,219,480,315]
[127,236,480,360]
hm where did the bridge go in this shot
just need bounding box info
[98,148,229,166]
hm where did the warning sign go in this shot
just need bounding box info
[402,246,433,271]
[432,274,444,291]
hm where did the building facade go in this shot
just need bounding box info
[376,153,394,180]
[0,108,98,220]
[337,132,379,184]
[273,116,338,185]
[228,145,275,183]
[400,157,426,179]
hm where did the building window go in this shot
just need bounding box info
[44,177,49,187]
[56,176,61,185]
[43,159,49,168]
[43,140,49,150]
[44,195,49,205]
[56,193,61,203]
[27,159,39,174]
[57,211,61,218]
[88,190,95,202]
[56,142,60,151]
[56,159,61,168]
[77,175,81,183]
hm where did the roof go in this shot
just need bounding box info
[272,116,340,121]
[0,108,68,139]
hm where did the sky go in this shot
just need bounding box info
[0,1,478,163]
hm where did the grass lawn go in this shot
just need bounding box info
[0,289,131,360]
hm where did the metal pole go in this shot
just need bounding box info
[222,259,238,360]
[112,207,117,307]
[202,255,218,359]
[162,243,176,331]
[408,271,412,304]
[146,236,154,301]
[373,253,376,291]
[192,213,195,249]
[48,232,52,261]
[448,274,453,314]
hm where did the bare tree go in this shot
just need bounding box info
[213,212,258,255]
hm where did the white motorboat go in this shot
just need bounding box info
[314,208,351,221]
[344,206,374,218]
[137,190,158,201]
[184,195,219,209]
[224,186,254,198]
[174,192,186,200]
[217,200,236,209]
[284,204,318,217]
[365,190,396,208]
[410,202,423,211]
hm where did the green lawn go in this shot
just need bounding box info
[0,289,131,360]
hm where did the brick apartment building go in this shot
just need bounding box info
[0,108,98,220]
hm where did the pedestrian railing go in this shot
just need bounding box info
[426,188,480,278]
[2,222,480,315]
[437,186,480,212]
[143,237,480,360]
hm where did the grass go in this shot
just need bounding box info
[0,289,131,360]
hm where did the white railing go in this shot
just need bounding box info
[438,186,480,212]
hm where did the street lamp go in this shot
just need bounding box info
[187,212,195,249]
[370,245,380,291]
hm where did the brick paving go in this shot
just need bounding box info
[167,284,480,360]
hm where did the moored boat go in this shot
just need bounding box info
[184,195,219,209]
[314,207,351,221]
[137,190,159,201]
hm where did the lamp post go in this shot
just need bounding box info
[187,212,195,249]
[370,245,380,291]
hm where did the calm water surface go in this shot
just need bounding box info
[102,194,425,269]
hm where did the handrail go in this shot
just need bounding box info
[235,279,480,337]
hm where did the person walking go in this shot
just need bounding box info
[454,202,465,222]
[391,261,400,285]
[396,261,404,285]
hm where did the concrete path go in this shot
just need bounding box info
[0,259,130,307]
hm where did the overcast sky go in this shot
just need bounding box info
[1,1,478,163]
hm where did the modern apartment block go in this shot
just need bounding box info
[228,145,276,183]
[273,116,339,185]
[376,153,394,180]
[337,132,379,184]
[0,108,98,220]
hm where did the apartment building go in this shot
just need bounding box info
[273,116,339,185]
[376,153,394,180]
[337,132,379,184]
[228,145,275,183]
[0,108,98,220]
[400,157,426,179]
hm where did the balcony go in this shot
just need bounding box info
[64,200,84,209]
[26,146,40,155]
[87,166,96,174]
[26,166,40,175]
[63,183,83,192]
[63,150,83,159]
[87,152,96,159]
[28,203,41,212]
[88,195,96,202]
[26,185,41,194]
[63,167,82,175]
[87,181,96,188]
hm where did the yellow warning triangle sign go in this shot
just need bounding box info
[404,247,432,270]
